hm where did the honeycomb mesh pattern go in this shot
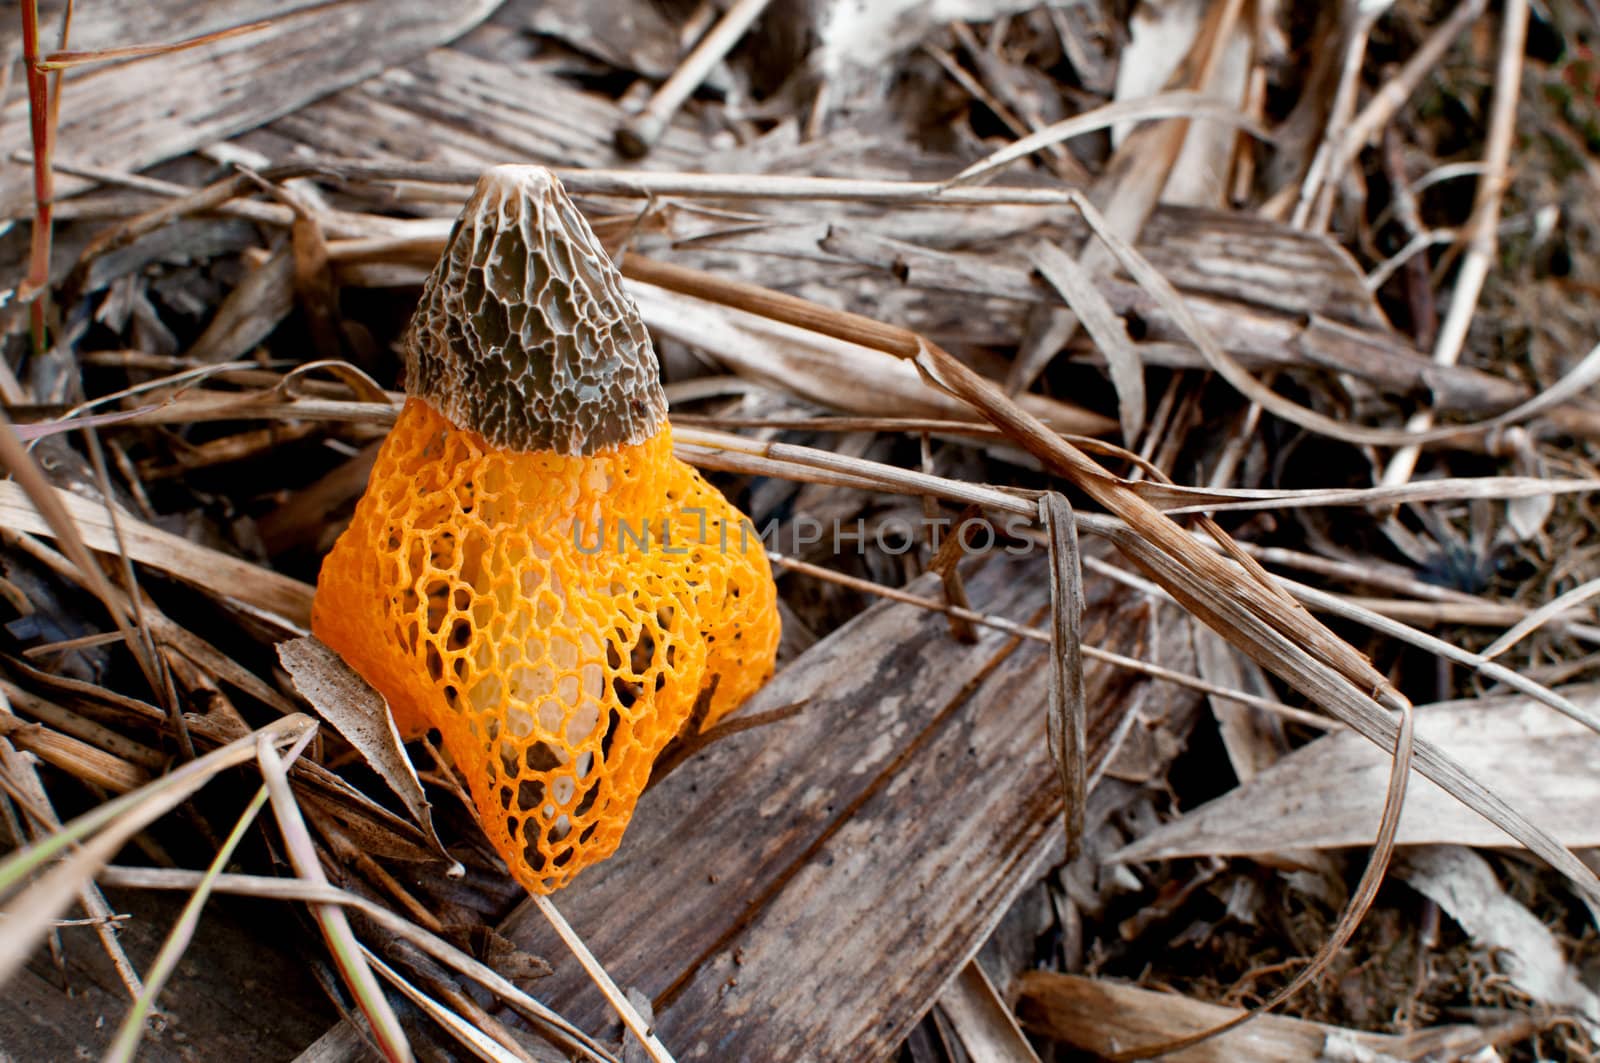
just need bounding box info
[313,397,780,893]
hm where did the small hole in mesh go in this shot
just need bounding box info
[524,741,564,773]
[631,626,656,673]
[611,675,640,709]
[579,822,597,844]
[610,624,655,709]
[600,709,622,761]
[429,533,455,569]
[522,840,546,872]
[425,643,444,682]
[499,786,512,810]
[424,579,449,634]
[516,779,544,810]
[506,816,520,839]
[574,784,599,819]
[444,684,459,706]
[448,619,471,652]
[552,847,575,868]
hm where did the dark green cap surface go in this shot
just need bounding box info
[404,165,668,456]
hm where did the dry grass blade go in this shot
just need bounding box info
[530,894,674,1063]
[1089,529,1600,903]
[0,413,162,694]
[35,359,272,433]
[0,725,144,1000]
[90,391,396,431]
[257,735,412,1063]
[1070,187,1600,448]
[277,637,451,860]
[39,19,271,70]
[947,90,1272,187]
[650,700,808,784]
[937,961,1043,1063]
[0,712,148,793]
[103,784,275,1063]
[43,383,1041,520]
[1292,3,1382,231]
[0,714,317,985]
[0,479,315,626]
[913,340,1399,708]
[1041,494,1087,860]
[1338,0,1489,161]
[278,358,394,405]
[615,0,774,157]
[1112,699,1415,1059]
[10,406,156,441]
[1142,474,1600,513]
[360,948,527,1063]
[675,427,1039,516]
[18,0,55,353]
[1383,0,1529,486]
[1019,975,1525,1059]
[629,278,1115,436]
[78,421,184,756]
[98,867,616,1063]
[316,161,1101,207]
[1483,577,1600,662]
[772,552,1336,729]
[1029,240,1143,442]
[3,528,297,714]
[1281,578,1600,735]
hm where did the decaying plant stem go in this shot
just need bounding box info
[19,0,54,357]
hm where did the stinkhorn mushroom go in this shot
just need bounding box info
[312,166,780,894]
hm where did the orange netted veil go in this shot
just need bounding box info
[312,167,779,894]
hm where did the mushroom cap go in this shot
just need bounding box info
[315,166,781,893]
[404,165,668,457]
